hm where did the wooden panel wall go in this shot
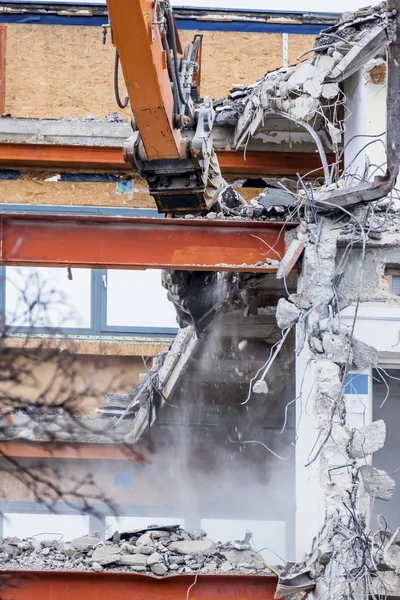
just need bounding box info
[5,24,315,119]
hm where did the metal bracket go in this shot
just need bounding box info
[190,96,215,184]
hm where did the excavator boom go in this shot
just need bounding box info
[105,0,220,213]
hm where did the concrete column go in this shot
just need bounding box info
[344,65,387,181]
[295,345,324,559]
[296,353,374,559]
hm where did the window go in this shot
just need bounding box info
[6,267,91,329]
[0,266,178,337]
[392,276,400,295]
[106,270,177,330]
[386,267,400,295]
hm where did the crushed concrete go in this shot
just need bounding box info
[214,2,388,157]
[0,526,274,576]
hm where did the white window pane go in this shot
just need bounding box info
[3,513,90,541]
[105,516,184,534]
[106,270,177,329]
[6,267,91,329]
[201,518,286,564]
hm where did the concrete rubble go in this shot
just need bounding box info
[215,2,388,158]
[0,526,274,576]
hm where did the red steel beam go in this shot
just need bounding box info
[0,213,290,272]
[0,142,335,177]
[217,150,333,176]
[1,571,278,600]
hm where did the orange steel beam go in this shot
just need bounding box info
[0,143,132,170]
[1,571,278,600]
[0,142,336,176]
[0,213,289,272]
[217,150,336,176]
[106,0,182,160]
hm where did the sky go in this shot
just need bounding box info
[170,0,367,11]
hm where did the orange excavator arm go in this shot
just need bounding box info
[105,0,220,213]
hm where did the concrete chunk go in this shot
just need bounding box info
[91,545,122,565]
[287,63,317,91]
[135,543,156,555]
[303,77,324,99]
[150,562,168,575]
[276,298,300,329]
[349,420,386,459]
[322,331,351,365]
[169,539,215,555]
[360,465,395,501]
[223,549,264,570]
[119,553,148,566]
[71,535,101,552]
[312,53,336,75]
[147,552,163,566]
[352,337,378,369]
[221,561,234,572]
[321,83,340,99]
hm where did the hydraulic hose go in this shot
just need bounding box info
[190,35,201,62]
[161,32,180,115]
[114,50,129,109]
[165,7,186,106]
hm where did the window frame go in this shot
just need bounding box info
[0,266,178,338]
[386,267,400,295]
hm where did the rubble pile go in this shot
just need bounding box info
[0,525,274,576]
[214,3,388,161]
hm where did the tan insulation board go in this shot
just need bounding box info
[5,24,314,119]
[5,336,169,357]
[288,34,316,65]
[179,30,283,98]
[0,175,262,208]
[0,176,156,208]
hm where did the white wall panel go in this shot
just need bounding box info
[3,513,90,541]
[201,518,286,564]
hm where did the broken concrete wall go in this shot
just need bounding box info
[338,243,400,304]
